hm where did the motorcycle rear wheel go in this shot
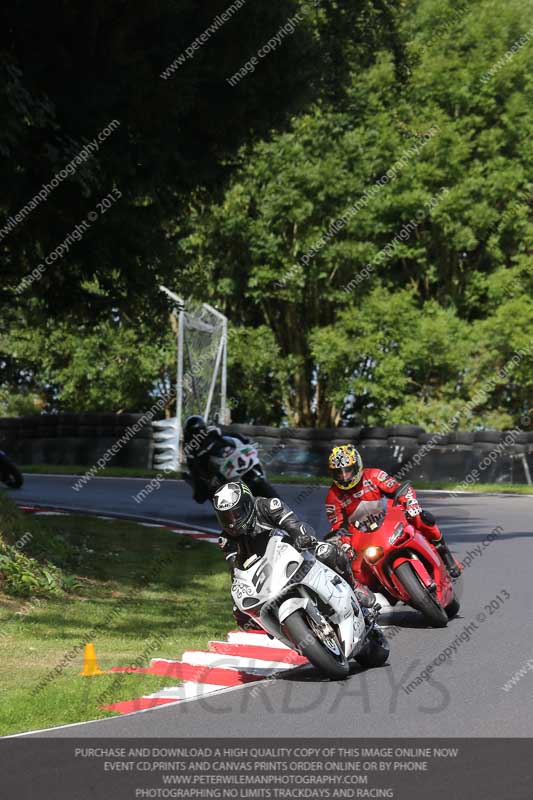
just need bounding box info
[0,454,23,489]
[394,561,448,627]
[284,609,349,680]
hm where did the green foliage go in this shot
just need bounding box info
[0,538,66,598]
[1,0,532,430]
[227,326,284,423]
[0,515,232,736]
[0,493,69,597]
[176,0,533,429]
[310,288,475,429]
[0,310,176,414]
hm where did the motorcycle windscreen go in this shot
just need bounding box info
[349,498,387,532]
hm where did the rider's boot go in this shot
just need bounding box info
[315,541,378,608]
[434,537,463,579]
[233,606,262,632]
[416,512,464,580]
[337,544,377,608]
[353,582,377,609]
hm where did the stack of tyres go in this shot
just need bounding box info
[13,415,38,464]
[414,433,450,483]
[447,432,475,451]
[32,414,58,463]
[113,413,154,468]
[264,427,320,477]
[387,425,425,478]
[472,430,512,484]
[503,431,530,484]
[78,412,102,465]
[0,417,17,451]
[358,427,394,474]
[359,426,388,447]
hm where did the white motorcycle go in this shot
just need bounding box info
[187,436,278,500]
[232,532,390,680]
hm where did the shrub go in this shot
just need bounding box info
[0,491,68,597]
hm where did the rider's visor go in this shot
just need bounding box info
[218,506,255,537]
[332,466,356,487]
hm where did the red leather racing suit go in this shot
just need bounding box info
[325,468,442,545]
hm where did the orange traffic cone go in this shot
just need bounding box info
[79,643,105,676]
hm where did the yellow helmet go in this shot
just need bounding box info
[328,444,363,490]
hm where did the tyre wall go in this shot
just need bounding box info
[222,424,533,485]
[0,413,153,469]
[0,415,531,483]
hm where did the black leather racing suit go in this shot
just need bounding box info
[218,496,375,622]
[185,427,249,503]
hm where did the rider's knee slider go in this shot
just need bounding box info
[420,509,436,527]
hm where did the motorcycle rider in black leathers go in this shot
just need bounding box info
[183,414,250,503]
[213,480,376,630]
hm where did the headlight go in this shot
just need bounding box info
[364,545,384,564]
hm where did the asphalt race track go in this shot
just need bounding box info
[7,475,533,738]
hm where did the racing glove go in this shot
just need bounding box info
[326,528,356,558]
[293,532,318,551]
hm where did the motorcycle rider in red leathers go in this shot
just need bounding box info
[325,444,463,581]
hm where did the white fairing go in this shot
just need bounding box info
[213,438,262,480]
[231,537,366,659]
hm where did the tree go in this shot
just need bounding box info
[0,309,176,415]
[176,0,533,428]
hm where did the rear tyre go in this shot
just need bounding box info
[284,609,349,680]
[394,561,448,627]
[445,594,460,619]
[247,476,278,499]
[355,628,390,668]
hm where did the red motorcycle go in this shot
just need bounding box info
[346,487,459,628]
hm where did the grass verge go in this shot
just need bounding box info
[0,493,232,736]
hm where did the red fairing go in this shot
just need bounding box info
[347,500,454,614]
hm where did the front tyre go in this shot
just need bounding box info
[284,609,349,680]
[445,594,460,619]
[394,561,448,628]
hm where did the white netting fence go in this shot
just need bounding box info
[153,290,227,470]
[180,301,227,426]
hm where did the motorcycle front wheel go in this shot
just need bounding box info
[394,561,448,628]
[284,609,349,680]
